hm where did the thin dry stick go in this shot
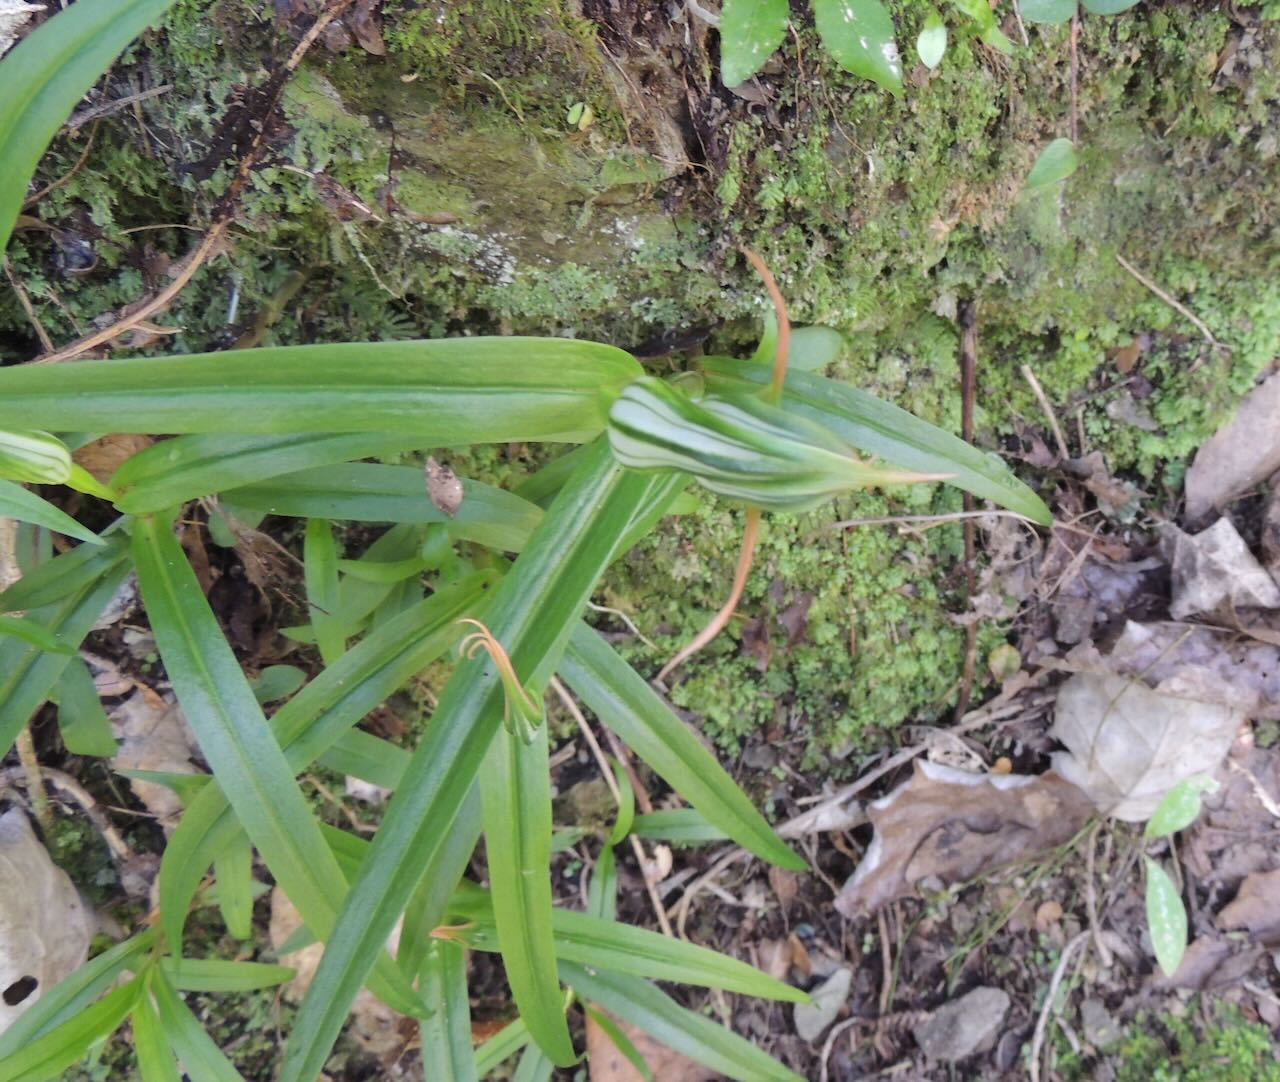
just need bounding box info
[22,122,99,209]
[66,84,172,133]
[550,677,674,937]
[1,765,133,863]
[33,0,354,365]
[1029,931,1089,1082]
[955,298,978,721]
[674,847,750,938]
[816,509,1038,535]
[1020,364,1070,460]
[13,729,52,832]
[1115,254,1225,350]
[1069,14,1080,145]
[3,257,54,352]
[1085,820,1114,968]
[818,1016,862,1082]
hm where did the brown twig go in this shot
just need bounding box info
[550,678,673,936]
[1069,14,1080,145]
[22,123,99,209]
[1115,253,1226,351]
[741,248,790,402]
[954,299,978,721]
[1029,931,1089,1082]
[66,84,172,133]
[32,0,355,365]
[4,257,54,352]
[1020,364,1071,460]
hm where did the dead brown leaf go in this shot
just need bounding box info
[109,689,199,831]
[586,1010,719,1082]
[1051,671,1243,821]
[1163,519,1280,620]
[1217,868,1280,944]
[1185,368,1280,520]
[834,761,1093,917]
[72,433,153,484]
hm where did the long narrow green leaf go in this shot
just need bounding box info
[281,439,672,1082]
[132,981,182,1082]
[0,931,154,1057]
[111,433,431,514]
[304,519,345,664]
[0,340,641,440]
[560,966,804,1082]
[0,479,100,545]
[0,532,121,612]
[631,808,729,844]
[213,829,254,939]
[131,516,421,1016]
[0,0,179,252]
[449,886,805,1002]
[585,1006,655,1082]
[474,1018,533,1077]
[701,360,1052,524]
[224,464,541,551]
[0,614,72,654]
[149,968,247,1082]
[561,627,803,870]
[55,658,117,757]
[0,545,130,754]
[159,957,293,993]
[157,573,490,950]
[0,978,140,1082]
[513,1046,555,1082]
[481,723,574,1064]
[318,728,411,790]
[418,941,480,1082]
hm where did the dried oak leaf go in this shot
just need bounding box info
[1163,518,1280,620]
[109,688,199,831]
[1185,368,1280,521]
[1216,868,1280,944]
[1050,672,1242,822]
[834,761,1092,917]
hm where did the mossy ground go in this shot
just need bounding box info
[3,1,1278,760]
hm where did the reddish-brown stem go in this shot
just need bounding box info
[657,506,761,682]
[742,248,790,402]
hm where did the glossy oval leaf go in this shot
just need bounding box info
[720,0,789,86]
[916,12,948,69]
[0,479,101,545]
[812,0,902,93]
[563,625,804,870]
[701,360,1052,524]
[1020,0,1076,22]
[1145,775,1218,839]
[279,442,677,1082]
[0,339,641,443]
[1025,137,1079,189]
[1144,857,1187,977]
[0,0,179,253]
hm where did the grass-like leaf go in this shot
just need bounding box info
[450,885,806,1002]
[561,626,804,870]
[0,977,140,1082]
[157,573,490,949]
[474,1018,533,1077]
[631,809,728,845]
[55,658,117,757]
[0,532,122,612]
[159,957,293,993]
[0,930,154,1056]
[0,545,130,754]
[418,941,480,1082]
[280,440,675,1082]
[585,1006,655,1082]
[0,614,72,654]
[0,478,100,545]
[213,830,255,939]
[304,519,345,664]
[481,722,575,1064]
[149,967,248,1082]
[0,340,641,441]
[0,0,179,252]
[702,360,1052,524]
[224,463,541,551]
[560,965,804,1082]
[111,433,432,513]
[131,979,182,1082]
[131,516,421,1016]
